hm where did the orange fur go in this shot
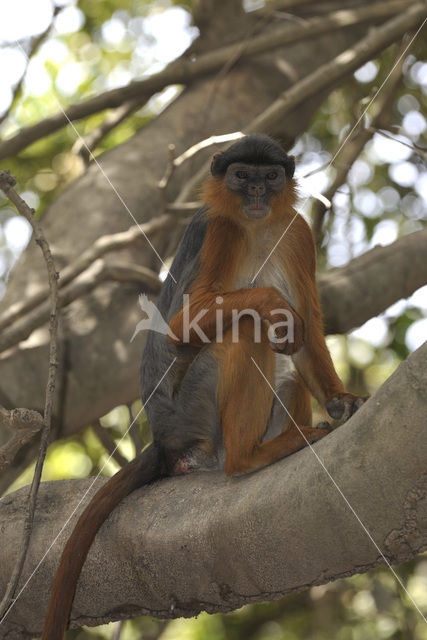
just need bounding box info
[170,177,344,474]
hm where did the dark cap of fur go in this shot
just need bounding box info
[211,134,295,178]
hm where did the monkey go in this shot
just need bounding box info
[42,134,366,638]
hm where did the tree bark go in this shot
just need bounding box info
[0,343,425,637]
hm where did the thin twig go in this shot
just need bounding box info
[72,99,144,164]
[367,126,427,158]
[0,0,413,161]
[0,6,60,127]
[0,171,59,620]
[158,133,244,194]
[93,421,128,469]
[158,144,176,192]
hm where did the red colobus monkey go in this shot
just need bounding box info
[42,134,366,638]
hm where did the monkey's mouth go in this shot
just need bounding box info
[243,202,270,219]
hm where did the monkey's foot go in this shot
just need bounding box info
[302,424,331,444]
[315,421,331,430]
[326,393,368,422]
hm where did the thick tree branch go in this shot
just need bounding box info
[0,343,425,635]
[0,0,412,161]
[319,229,427,335]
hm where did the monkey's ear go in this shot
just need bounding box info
[210,153,223,176]
[285,155,295,179]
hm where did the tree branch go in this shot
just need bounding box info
[319,229,427,334]
[72,99,144,164]
[0,173,59,620]
[0,0,412,161]
[0,343,425,633]
[0,259,161,353]
[0,215,174,334]
[247,3,427,133]
[0,6,60,128]
[92,421,128,469]
[174,3,427,203]
[311,41,407,244]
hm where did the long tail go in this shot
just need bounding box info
[42,445,161,640]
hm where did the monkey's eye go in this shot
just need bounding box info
[236,170,248,179]
[266,171,278,180]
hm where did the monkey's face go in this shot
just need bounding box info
[225,163,286,220]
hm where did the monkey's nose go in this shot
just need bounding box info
[249,184,265,196]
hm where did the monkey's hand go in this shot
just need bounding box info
[268,309,304,355]
[326,393,369,422]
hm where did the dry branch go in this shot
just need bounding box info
[0,0,412,161]
[0,172,59,620]
[1,342,425,633]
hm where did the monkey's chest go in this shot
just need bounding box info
[232,242,296,391]
[233,247,294,306]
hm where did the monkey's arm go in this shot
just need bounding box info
[289,219,365,419]
[169,216,303,348]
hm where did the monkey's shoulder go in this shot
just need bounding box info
[157,207,210,315]
[281,212,316,275]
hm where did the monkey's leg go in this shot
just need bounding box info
[264,369,312,441]
[218,327,329,475]
[216,319,275,475]
[147,346,222,473]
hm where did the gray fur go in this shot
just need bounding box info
[140,208,222,466]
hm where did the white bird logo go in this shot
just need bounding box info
[131,294,178,342]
